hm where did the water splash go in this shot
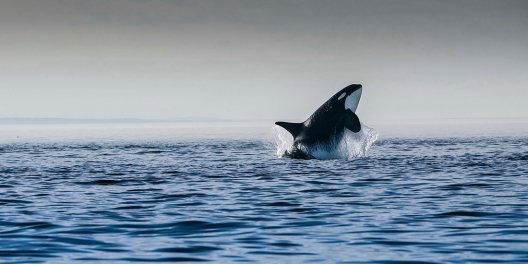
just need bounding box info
[271,123,378,159]
[271,125,294,157]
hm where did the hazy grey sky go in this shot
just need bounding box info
[1,0,527,122]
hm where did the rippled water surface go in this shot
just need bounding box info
[1,123,527,263]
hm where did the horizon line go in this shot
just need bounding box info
[1,116,528,125]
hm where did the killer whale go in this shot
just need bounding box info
[275,84,363,159]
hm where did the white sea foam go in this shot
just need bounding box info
[271,125,295,157]
[271,123,378,159]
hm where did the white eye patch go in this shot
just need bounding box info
[337,93,346,100]
[345,88,362,112]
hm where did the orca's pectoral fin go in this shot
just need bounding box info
[344,110,361,133]
[275,121,303,139]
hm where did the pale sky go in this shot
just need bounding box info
[1,0,527,122]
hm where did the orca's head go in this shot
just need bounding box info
[335,84,362,112]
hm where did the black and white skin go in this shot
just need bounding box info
[275,84,363,159]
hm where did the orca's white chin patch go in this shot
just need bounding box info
[345,88,362,112]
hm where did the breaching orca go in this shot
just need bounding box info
[275,84,363,159]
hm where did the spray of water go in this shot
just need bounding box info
[271,123,378,160]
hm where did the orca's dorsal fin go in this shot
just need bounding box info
[344,109,361,133]
[275,122,303,139]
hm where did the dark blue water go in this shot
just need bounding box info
[1,126,528,263]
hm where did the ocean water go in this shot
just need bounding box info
[1,121,528,263]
